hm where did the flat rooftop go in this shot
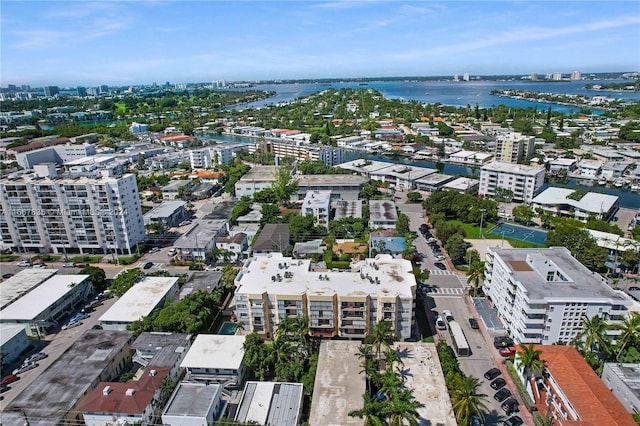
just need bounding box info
[236,254,415,299]
[333,200,363,220]
[3,330,133,426]
[181,334,245,370]
[143,200,186,218]
[309,340,365,426]
[369,199,398,222]
[442,177,479,191]
[415,173,455,185]
[0,269,58,309]
[297,174,368,186]
[490,247,633,303]
[99,276,179,324]
[532,187,618,214]
[0,274,89,321]
[173,219,227,249]
[393,342,457,425]
[162,382,222,418]
[302,190,331,208]
[131,332,192,367]
[235,382,303,425]
[481,161,545,175]
[237,165,279,182]
[604,363,640,402]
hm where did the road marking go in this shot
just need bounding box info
[423,287,465,295]
[429,269,454,275]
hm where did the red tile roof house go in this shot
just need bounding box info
[77,366,171,426]
[514,345,636,425]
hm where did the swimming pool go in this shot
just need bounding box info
[218,321,237,335]
[488,223,548,246]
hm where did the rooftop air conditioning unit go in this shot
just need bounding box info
[125,388,136,396]
[103,386,112,395]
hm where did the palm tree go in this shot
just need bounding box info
[611,312,640,361]
[356,344,377,393]
[466,261,485,297]
[349,393,386,426]
[367,320,395,361]
[450,375,489,426]
[233,321,245,334]
[518,343,544,382]
[384,388,424,426]
[577,313,611,357]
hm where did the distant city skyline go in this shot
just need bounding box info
[2,1,639,87]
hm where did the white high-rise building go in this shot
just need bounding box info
[483,247,633,344]
[552,72,563,81]
[463,73,470,82]
[570,71,582,81]
[234,254,416,340]
[479,161,545,203]
[301,190,331,228]
[494,132,536,164]
[189,149,212,169]
[0,173,145,255]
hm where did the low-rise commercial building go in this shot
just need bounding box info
[442,177,479,194]
[162,382,226,426]
[180,335,247,388]
[99,277,180,330]
[483,247,633,344]
[143,200,188,228]
[0,273,92,337]
[531,187,619,221]
[0,324,30,367]
[235,254,416,340]
[2,330,134,426]
[369,199,398,230]
[235,381,304,425]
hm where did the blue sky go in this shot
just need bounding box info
[2,1,639,87]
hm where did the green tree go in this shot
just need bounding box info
[611,312,640,361]
[406,192,422,203]
[271,166,298,206]
[79,266,107,292]
[512,205,535,223]
[518,343,544,381]
[577,314,611,357]
[466,262,485,297]
[450,375,489,426]
[445,233,467,263]
[365,321,395,361]
[395,214,410,236]
[109,268,144,297]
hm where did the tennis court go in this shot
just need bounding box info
[488,223,548,246]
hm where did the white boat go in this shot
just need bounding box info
[631,184,640,192]
[613,178,624,188]
[598,178,607,185]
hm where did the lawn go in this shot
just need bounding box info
[68,255,104,264]
[0,254,20,262]
[447,220,544,248]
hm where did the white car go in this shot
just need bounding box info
[149,247,160,253]
[13,361,38,375]
[442,310,454,322]
[17,261,32,267]
[62,321,83,330]
[23,352,47,365]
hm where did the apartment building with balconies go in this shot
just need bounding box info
[234,254,415,340]
[0,172,144,255]
[483,247,634,344]
[301,190,331,228]
[494,132,536,164]
[479,161,545,203]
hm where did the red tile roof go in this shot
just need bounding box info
[159,134,194,142]
[532,346,636,426]
[77,367,170,415]
[9,137,70,153]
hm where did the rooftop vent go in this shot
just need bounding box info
[125,388,136,396]
[102,386,112,395]
[149,369,157,376]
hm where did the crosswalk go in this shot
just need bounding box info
[421,287,466,296]
[136,262,164,269]
[429,269,455,276]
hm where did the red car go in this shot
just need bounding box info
[499,347,517,357]
[1,374,19,386]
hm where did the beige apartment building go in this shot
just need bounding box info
[234,254,416,340]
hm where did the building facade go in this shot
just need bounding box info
[483,247,633,344]
[495,132,536,164]
[479,161,545,203]
[602,363,640,415]
[234,254,416,340]
[301,190,331,228]
[0,172,144,255]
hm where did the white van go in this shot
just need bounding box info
[436,316,447,330]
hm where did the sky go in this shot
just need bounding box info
[1,1,639,87]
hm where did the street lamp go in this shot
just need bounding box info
[479,208,487,239]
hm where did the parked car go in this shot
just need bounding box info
[1,374,19,386]
[499,347,517,357]
[75,263,89,268]
[23,352,47,364]
[143,261,154,269]
[0,384,9,393]
[629,286,640,291]
[62,262,76,268]
[494,336,515,349]
[490,378,507,390]
[434,262,447,270]
[32,263,46,269]
[607,272,623,278]
[71,312,89,322]
[468,318,479,329]
[149,247,160,254]
[91,324,103,330]
[484,368,502,380]
[503,416,524,426]
[501,398,519,415]
[435,313,447,330]
[2,273,13,279]
[62,321,83,330]
[168,248,177,256]
[435,255,446,261]
[442,310,454,322]
[13,361,38,375]
[17,261,32,267]
[494,388,512,402]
